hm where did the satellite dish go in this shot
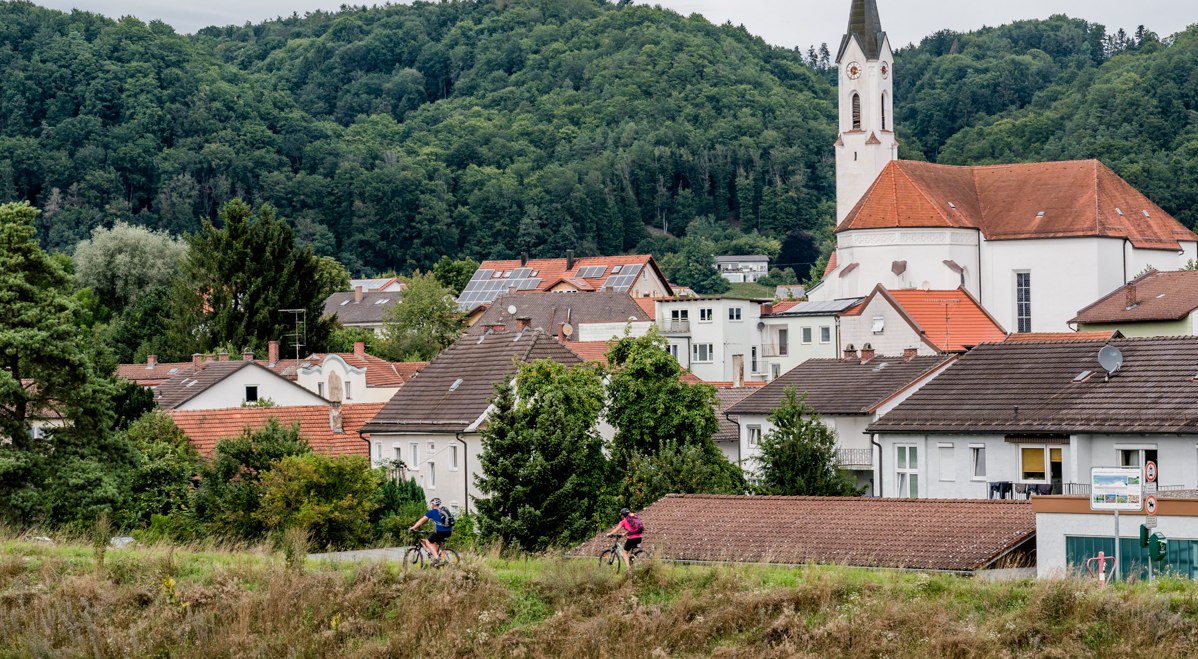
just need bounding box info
[1098,344,1124,375]
[756,321,766,331]
[507,305,518,315]
[920,281,932,291]
[562,323,574,337]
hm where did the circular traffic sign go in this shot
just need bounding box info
[1146,495,1158,515]
[1145,461,1157,482]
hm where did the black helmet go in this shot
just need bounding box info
[430,498,442,506]
[619,508,631,516]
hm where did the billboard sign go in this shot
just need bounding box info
[1090,467,1144,511]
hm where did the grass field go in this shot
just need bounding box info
[3,534,1198,657]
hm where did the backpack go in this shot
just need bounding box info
[437,507,456,529]
[625,514,643,535]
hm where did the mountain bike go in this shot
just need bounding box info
[404,530,461,570]
[599,533,646,573]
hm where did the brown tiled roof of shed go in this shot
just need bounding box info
[713,388,756,443]
[573,494,1034,572]
[869,337,1198,434]
[727,354,955,417]
[838,160,1197,250]
[1072,270,1198,324]
[467,292,649,336]
[361,330,584,433]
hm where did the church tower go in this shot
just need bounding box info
[835,0,898,222]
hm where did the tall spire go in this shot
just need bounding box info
[837,0,886,62]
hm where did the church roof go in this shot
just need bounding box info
[837,0,887,62]
[836,160,1198,250]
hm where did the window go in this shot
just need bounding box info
[692,343,714,363]
[778,329,789,356]
[409,442,420,468]
[427,462,436,488]
[881,92,887,130]
[751,347,758,373]
[851,93,861,130]
[820,326,832,344]
[1119,447,1158,480]
[428,441,436,453]
[317,382,324,397]
[375,442,382,459]
[1016,272,1032,333]
[668,343,680,360]
[728,307,742,321]
[871,316,885,334]
[450,445,459,471]
[699,308,713,322]
[896,445,919,497]
[801,327,813,344]
[971,445,987,480]
[245,385,259,403]
[770,363,781,380]
[671,309,689,322]
[939,443,955,481]
[344,382,352,400]
[748,425,761,448]
[1020,447,1045,481]
[394,446,402,462]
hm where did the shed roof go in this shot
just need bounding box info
[573,494,1034,572]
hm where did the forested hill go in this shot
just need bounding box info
[2,0,1197,277]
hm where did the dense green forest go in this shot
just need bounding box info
[1,0,1196,275]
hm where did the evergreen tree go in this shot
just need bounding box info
[474,361,607,551]
[166,200,333,357]
[756,386,862,497]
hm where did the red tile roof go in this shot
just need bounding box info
[167,403,384,457]
[1072,270,1198,324]
[633,297,658,320]
[822,251,838,279]
[1004,331,1122,343]
[564,341,614,365]
[771,300,801,313]
[573,494,1035,572]
[475,255,662,294]
[838,160,1198,250]
[883,287,1007,351]
[261,353,425,388]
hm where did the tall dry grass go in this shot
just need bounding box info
[2,535,1198,657]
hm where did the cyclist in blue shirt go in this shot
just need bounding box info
[409,498,452,564]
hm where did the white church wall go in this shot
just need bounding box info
[835,32,897,222]
[812,228,980,301]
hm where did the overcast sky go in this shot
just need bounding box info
[29,1,1198,49]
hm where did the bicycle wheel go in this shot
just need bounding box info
[630,548,647,567]
[437,549,461,568]
[403,546,425,571]
[599,549,622,574]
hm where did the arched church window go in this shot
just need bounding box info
[881,93,887,130]
[851,93,862,130]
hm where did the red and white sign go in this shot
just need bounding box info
[1145,461,1157,483]
[1145,495,1158,515]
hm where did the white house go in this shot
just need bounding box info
[458,253,672,314]
[726,350,957,493]
[323,288,402,336]
[839,285,1006,356]
[657,297,767,382]
[153,358,327,411]
[715,255,769,284]
[757,298,862,379]
[869,337,1198,500]
[814,1,1198,333]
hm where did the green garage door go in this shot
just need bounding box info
[1065,536,1197,580]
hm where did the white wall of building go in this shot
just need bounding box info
[576,321,653,342]
[631,268,672,299]
[296,355,374,402]
[659,298,763,382]
[737,411,871,474]
[1035,511,1198,579]
[758,314,840,379]
[839,295,935,357]
[811,229,980,302]
[369,432,479,515]
[176,366,327,411]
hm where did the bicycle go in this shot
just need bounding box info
[598,533,646,573]
[404,530,461,570]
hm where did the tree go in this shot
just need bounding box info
[660,236,730,295]
[474,361,607,551]
[380,271,465,361]
[432,255,480,296]
[256,453,381,549]
[755,387,862,496]
[0,202,131,527]
[619,441,745,512]
[166,200,333,357]
[122,411,203,528]
[72,222,186,313]
[314,256,351,303]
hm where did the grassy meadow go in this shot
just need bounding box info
[2,534,1198,657]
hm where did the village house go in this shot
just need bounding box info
[839,285,1006,356]
[323,287,402,336]
[657,296,768,383]
[869,337,1198,500]
[715,255,769,283]
[756,298,863,379]
[153,356,328,411]
[727,349,956,492]
[1071,269,1198,337]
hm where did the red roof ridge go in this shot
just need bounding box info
[661,493,1032,505]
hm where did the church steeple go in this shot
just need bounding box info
[834,0,897,222]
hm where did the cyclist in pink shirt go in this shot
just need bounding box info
[605,508,644,570]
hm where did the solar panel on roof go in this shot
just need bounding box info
[577,265,607,278]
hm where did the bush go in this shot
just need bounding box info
[255,454,381,550]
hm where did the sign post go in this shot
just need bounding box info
[1090,467,1144,582]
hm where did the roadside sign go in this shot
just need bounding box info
[1146,481,1158,494]
[1145,461,1157,483]
[1145,516,1159,529]
[1146,495,1158,515]
[1090,467,1144,511]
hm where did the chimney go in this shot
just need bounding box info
[242,350,254,362]
[842,344,857,361]
[204,354,214,364]
[860,343,876,363]
[732,354,744,388]
[218,350,229,362]
[192,353,203,369]
[146,354,157,369]
[903,347,918,360]
[354,285,363,304]
[329,401,343,433]
[268,340,279,366]
[353,341,366,359]
[491,324,506,333]
[566,249,575,271]
[761,303,773,316]
[557,322,567,343]
[516,317,531,332]
[1125,283,1137,309]
[520,252,529,267]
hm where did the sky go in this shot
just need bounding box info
[29,1,1198,49]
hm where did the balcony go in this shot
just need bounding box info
[661,320,691,334]
[836,448,873,469]
[761,343,789,358]
[1062,483,1185,496]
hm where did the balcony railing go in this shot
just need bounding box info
[836,448,873,468]
[661,320,691,334]
[761,343,789,358]
[1063,483,1185,495]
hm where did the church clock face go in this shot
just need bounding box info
[846,61,862,80]
[880,62,889,79]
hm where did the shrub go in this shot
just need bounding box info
[256,454,381,550]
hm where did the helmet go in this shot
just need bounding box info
[619,508,631,516]
[430,498,442,506]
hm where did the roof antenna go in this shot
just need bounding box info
[1098,344,1124,382]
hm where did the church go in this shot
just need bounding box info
[808,0,1198,333]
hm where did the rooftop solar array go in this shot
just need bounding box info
[602,264,642,292]
[457,268,542,308]
[576,265,607,279]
